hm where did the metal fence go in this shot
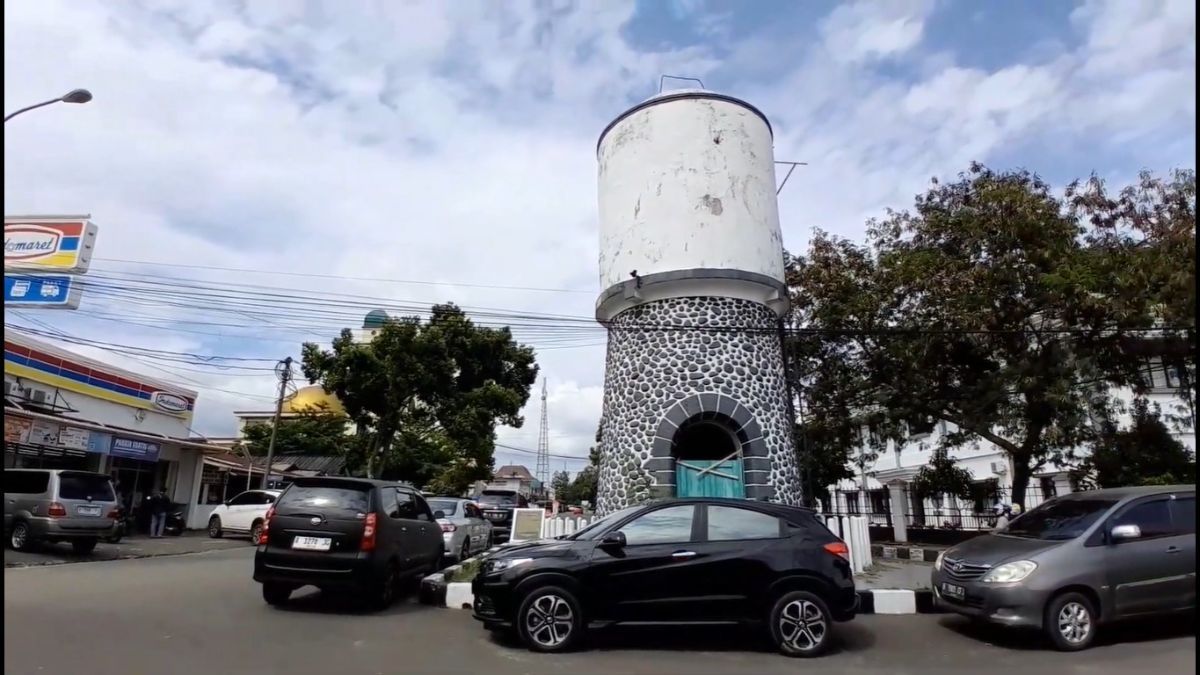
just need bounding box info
[825,484,1066,533]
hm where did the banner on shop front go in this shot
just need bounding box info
[110,437,160,462]
[27,420,60,446]
[4,416,32,444]
[86,431,112,455]
[57,426,91,451]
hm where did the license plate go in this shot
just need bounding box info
[941,582,965,601]
[291,536,332,551]
[76,505,102,516]
[485,512,506,521]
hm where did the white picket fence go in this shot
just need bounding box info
[538,512,871,574]
[817,514,872,574]
[540,515,596,539]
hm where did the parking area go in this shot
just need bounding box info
[4,547,1194,675]
[3,531,250,568]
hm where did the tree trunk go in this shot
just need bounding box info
[1010,456,1031,510]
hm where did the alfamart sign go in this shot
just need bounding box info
[4,216,98,273]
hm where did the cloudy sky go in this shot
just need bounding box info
[4,0,1195,473]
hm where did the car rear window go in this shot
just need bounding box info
[478,493,517,506]
[277,485,369,514]
[57,473,115,502]
[429,499,458,516]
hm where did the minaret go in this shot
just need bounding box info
[594,89,801,514]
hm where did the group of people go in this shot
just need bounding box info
[993,502,1022,531]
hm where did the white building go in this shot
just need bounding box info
[824,357,1194,540]
[4,331,213,529]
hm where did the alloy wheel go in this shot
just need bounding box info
[11,523,29,550]
[1057,602,1092,645]
[779,599,828,653]
[524,594,574,648]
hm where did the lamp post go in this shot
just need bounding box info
[5,89,93,123]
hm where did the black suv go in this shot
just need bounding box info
[476,489,529,543]
[472,498,857,657]
[253,477,445,609]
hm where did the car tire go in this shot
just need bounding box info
[460,539,471,562]
[262,583,293,606]
[516,585,585,653]
[10,522,35,552]
[208,516,223,538]
[71,539,98,555]
[485,532,494,550]
[370,562,401,611]
[1045,592,1098,651]
[768,590,834,658]
[249,520,264,544]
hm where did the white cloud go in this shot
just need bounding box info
[4,0,1193,468]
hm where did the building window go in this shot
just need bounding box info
[869,489,889,514]
[1039,476,1058,499]
[843,492,860,514]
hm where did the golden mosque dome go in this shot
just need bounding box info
[283,385,346,415]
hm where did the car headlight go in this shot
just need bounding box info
[980,560,1037,583]
[934,550,946,571]
[485,557,532,574]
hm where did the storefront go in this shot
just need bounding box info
[4,332,211,527]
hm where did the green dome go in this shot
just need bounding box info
[363,310,388,328]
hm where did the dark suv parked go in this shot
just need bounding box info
[253,477,445,609]
[472,498,857,657]
[477,489,529,543]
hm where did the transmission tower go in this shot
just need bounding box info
[535,379,550,493]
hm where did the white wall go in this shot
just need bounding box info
[597,91,785,291]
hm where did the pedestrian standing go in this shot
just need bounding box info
[992,504,1013,532]
[149,488,169,538]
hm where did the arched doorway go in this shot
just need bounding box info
[672,416,745,498]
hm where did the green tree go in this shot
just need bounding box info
[1072,398,1196,489]
[785,164,1195,508]
[550,470,571,501]
[911,448,975,501]
[300,304,538,483]
[235,407,348,459]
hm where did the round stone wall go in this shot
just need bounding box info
[595,296,802,514]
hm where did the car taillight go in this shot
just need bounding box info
[107,508,121,519]
[823,541,850,561]
[440,521,456,533]
[259,506,275,545]
[361,513,377,551]
[47,502,67,518]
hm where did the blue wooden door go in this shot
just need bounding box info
[676,459,745,498]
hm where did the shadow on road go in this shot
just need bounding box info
[268,586,426,617]
[488,621,876,656]
[938,613,1195,651]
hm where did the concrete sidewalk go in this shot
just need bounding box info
[4,531,250,568]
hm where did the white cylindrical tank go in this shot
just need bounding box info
[596,89,786,321]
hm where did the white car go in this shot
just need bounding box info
[207,489,281,542]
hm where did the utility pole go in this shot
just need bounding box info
[261,356,293,490]
[535,379,550,497]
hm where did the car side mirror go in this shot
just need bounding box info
[600,531,626,548]
[433,510,445,519]
[1110,523,1141,542]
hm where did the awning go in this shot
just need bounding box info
[4,408,216,453]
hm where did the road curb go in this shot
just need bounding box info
[871,544,944,563]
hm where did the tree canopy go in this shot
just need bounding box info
[235,408,347,459]
[300,303,538,490]
[1072,398,1196,489]
[786,164,1195,508]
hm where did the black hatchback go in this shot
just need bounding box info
[254,477,445,609]
[472,498,857,657]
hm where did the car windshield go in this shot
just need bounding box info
[1002,498,1118,540]
[276,485,369,514]
[429,499,458,517]
[568,506,641,540]
[58,473,115,502]
[478,493,517,506]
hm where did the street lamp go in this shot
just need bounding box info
[5,89,93,123]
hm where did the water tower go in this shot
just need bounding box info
[594,89,802,513]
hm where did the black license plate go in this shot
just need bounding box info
[941,582,965,601]
[485,511,507,521]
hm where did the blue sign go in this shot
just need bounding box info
[110,437,161,463]
[4,274,82,309]
[86,432,112,455]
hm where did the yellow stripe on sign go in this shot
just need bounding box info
[2,362,194,422]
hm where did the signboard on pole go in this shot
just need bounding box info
[4,216,98,273]
[4,274,83,309]
[509,508,546,543]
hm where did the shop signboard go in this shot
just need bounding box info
[4,416,32,444]
[86,432,112,455]
[4,216,98,273]
[110,437,160,462]
[4,274,83,309]
[58,426,91,451]
[28,420,60,446]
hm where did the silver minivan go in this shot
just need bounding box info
[4,469,120,554]
[932,484,1195,651]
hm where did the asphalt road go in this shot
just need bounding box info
[4,548,1194,675]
